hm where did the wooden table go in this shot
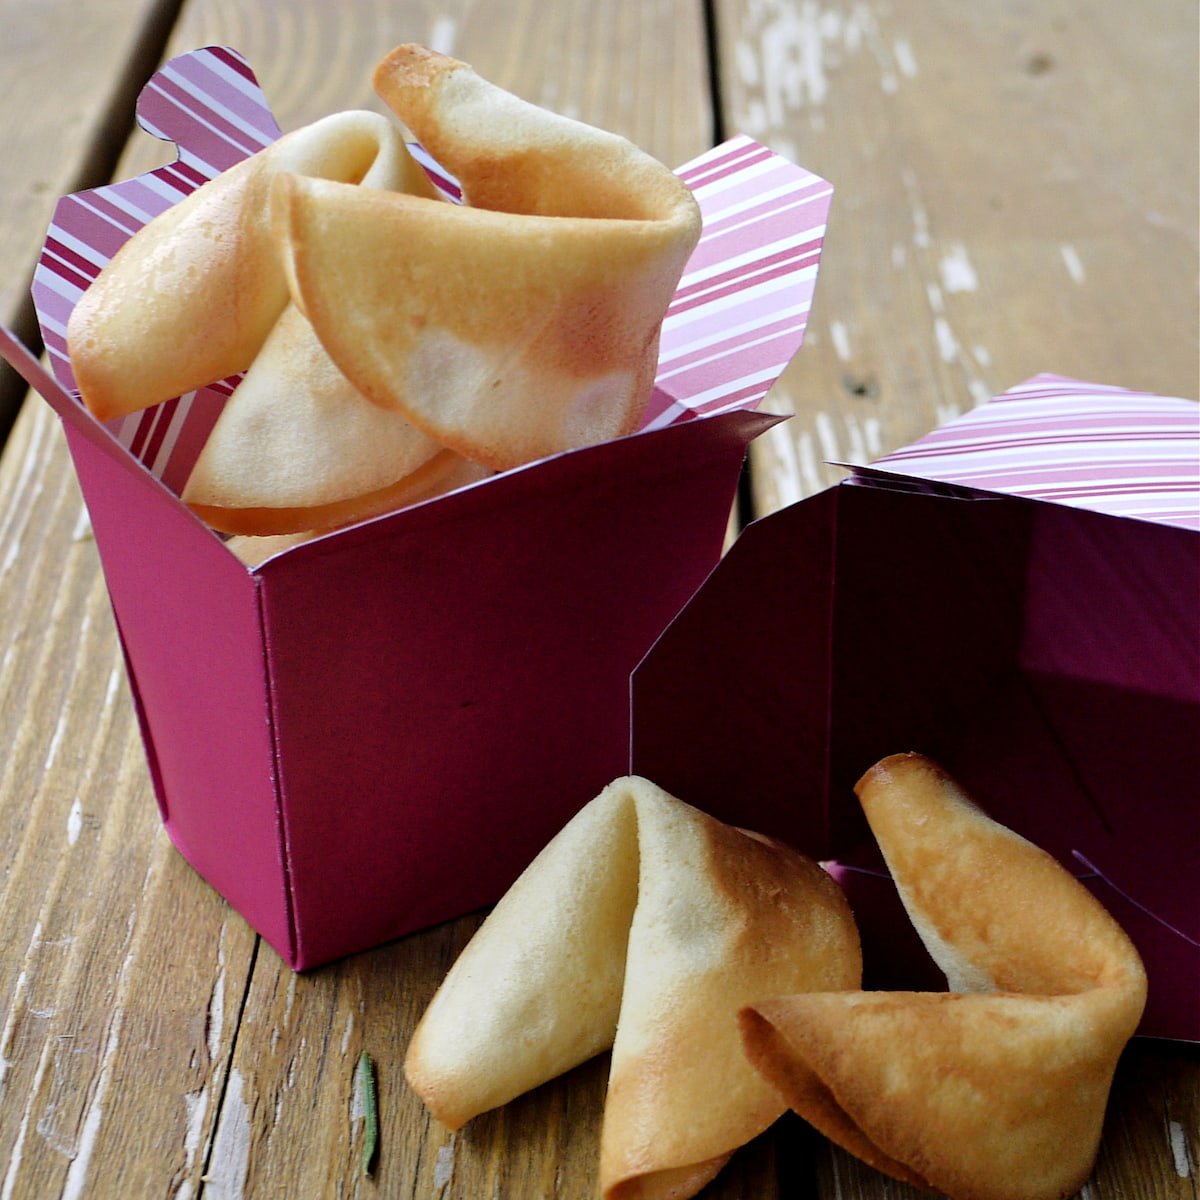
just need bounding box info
[1,3,1196,1197]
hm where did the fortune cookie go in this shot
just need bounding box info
[274,45,702,470]
[404,775,861,1200]
[740,753,1147,1200]
[68,109,436,421]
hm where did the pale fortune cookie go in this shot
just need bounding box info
[67,109,436,421]
[739,753,1148,1200]
[272,45,702,471]
[403,775,861,1200]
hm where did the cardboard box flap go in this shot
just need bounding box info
[855,374,1200,531]
[10,46,830,508]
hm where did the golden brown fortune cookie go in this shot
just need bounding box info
[270,45,702,471]
[403,775,861,1200]
[739,753,1147,1200]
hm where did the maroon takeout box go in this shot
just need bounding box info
[632,375,1200,1041]
[0,48,833,969]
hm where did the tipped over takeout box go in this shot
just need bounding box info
[3,49,1196,1043]
[631,374,1199,1041]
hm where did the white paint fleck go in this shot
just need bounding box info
[863,416,883,459]
[428,15,457,55]
[902,169,932,248]
[44,709,69,772]
[735,39,760,86]
[815,412,839,463]
[208,971,226,1062]
[340,1013,354,1056]
[798,430,823,494]
[62,1010,124,1200]
[1060,242,1086,283]
[843,412,868,465]
[880,71,898,94]
[205,1069,250,1199]
[434,1141,456,1190]
[176,1085,209,1198]
[939,243,979,293]
[767,426,804,508]
[71,506,91,543]
[936,401,962,425]
[1,1041,53,1200]
[934,317,959,362]
[968,378,994,408]
[926,282,945,314]
[67,799,82,846]
[891,242,907,269]
[1169,1119,1192,1177]
[893,38,919,77]
[828,320,852,362]
[102,666,121,712]
[972,343,992,367]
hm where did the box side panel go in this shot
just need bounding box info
[63,423,293,960]
[828,486,1197,1038]
[1017,506,1200,947]
[631,488,838,858]
[258,411,771,968]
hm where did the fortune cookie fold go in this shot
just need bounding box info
[740,753,1147,1200]
[404,775,861,1200]
[68,107,465,534]
[273,45,702,470]
[68,109,435,421]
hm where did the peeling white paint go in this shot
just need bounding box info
[939,243,979,293]
[828,320,852,361]
[67,799,82,846]
[1060,242,1086,283]
[767,425,804,508]
[972,343,992,367]
[434,1141,456,1191]
[815,411,839,462]
[863,416,883,459]
[1,1041,53,1200]
[933,317,959,362]
[102,665,121,712]
[797,430,823,494]
[340,1013,354,1056]
[1169,1119,1192,1177]
[205,1069,250,1199]
[428,15,457,55]
[926,282,945,314]
[43,709,69,772]
[207,971,226,1062]
[893,37,919,77]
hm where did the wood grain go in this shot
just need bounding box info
[0,0,184,431]
[711,0,1200,517]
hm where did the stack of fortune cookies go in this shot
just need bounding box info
[66,45,702,545]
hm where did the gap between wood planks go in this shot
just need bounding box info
[0,0,187,446]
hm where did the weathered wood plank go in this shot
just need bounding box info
[713,0,1199,515]
[712,2,1199,1196]
[0,0,185,433]
[0,397,259,1198]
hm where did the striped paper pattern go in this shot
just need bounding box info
[33,46,281,496]
[32,50,827,492]
[643,134,833,431]
[867,374,1200,531]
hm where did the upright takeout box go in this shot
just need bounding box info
[0,48,830,970]
[4,50,1195,1044]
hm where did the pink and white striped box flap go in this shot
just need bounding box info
[30,47,830,499]
[857,374,1200,531]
